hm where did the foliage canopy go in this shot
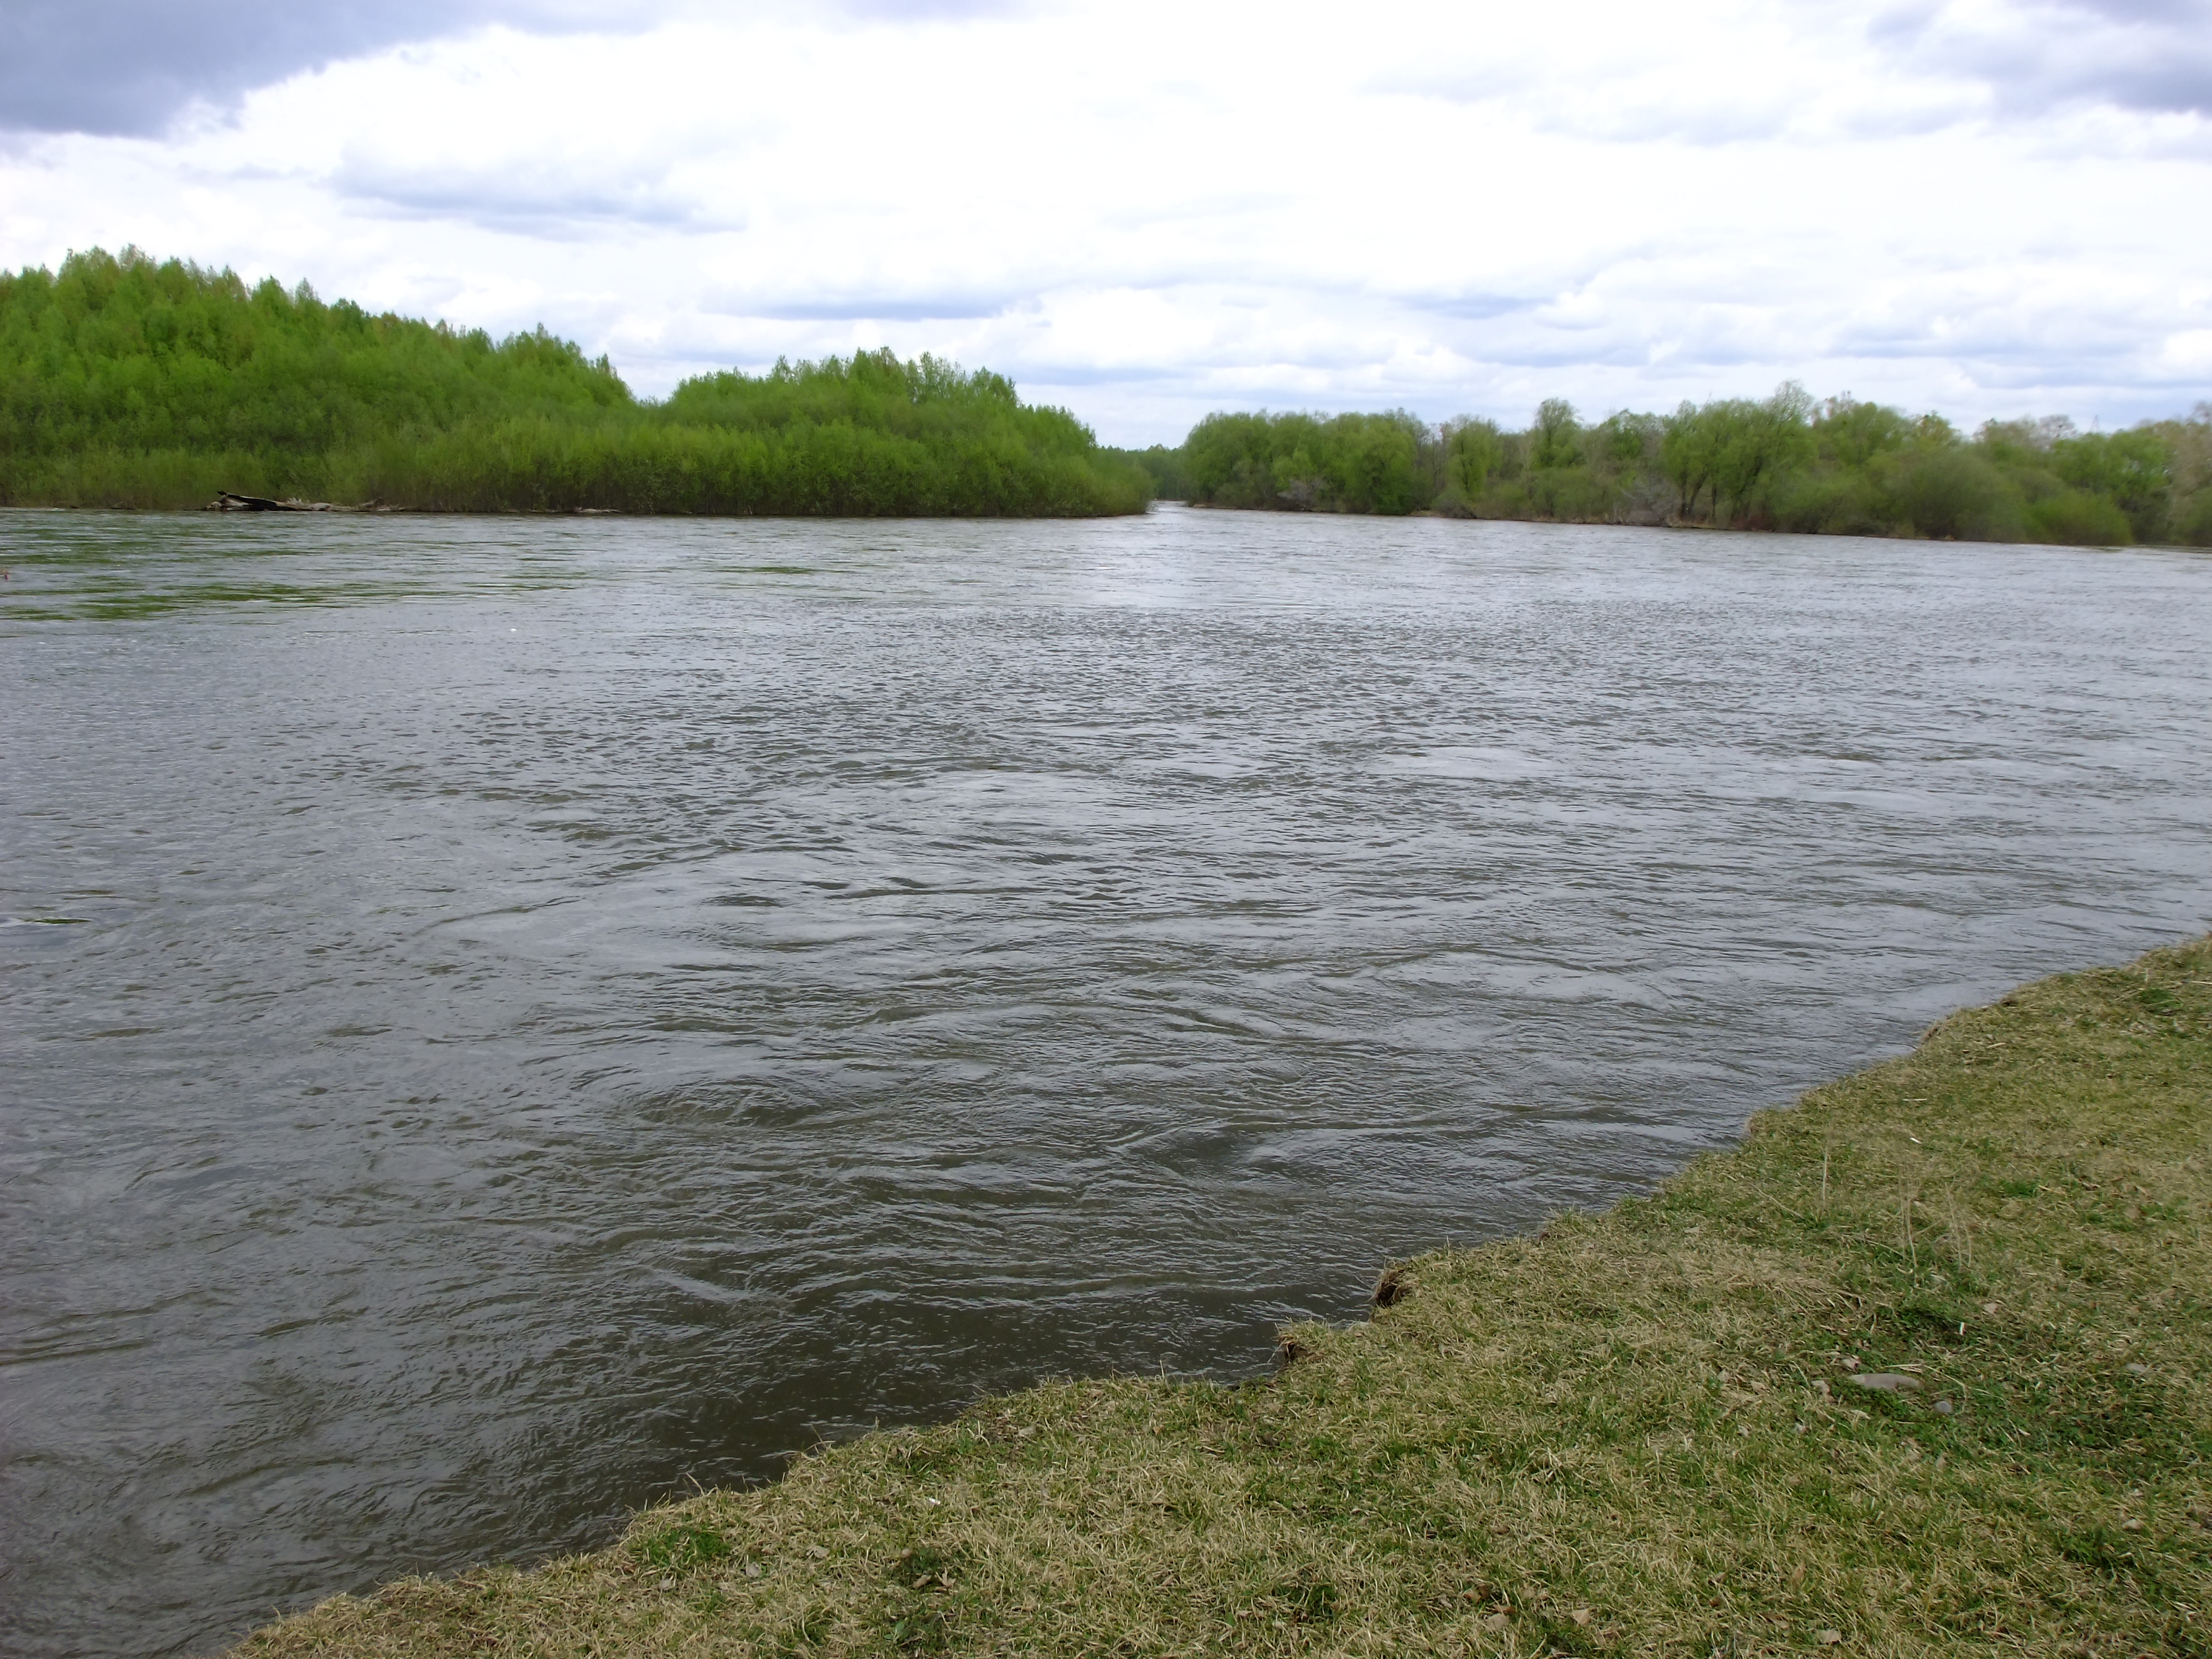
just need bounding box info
[0,248,1149,516]
[1162,382,2212,547]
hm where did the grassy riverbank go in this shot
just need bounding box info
[237,938,2211,1657]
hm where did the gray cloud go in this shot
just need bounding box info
[1405,292,1543,322]
[0,0,1025,137]
[743,295,1014,321]
[0,1,641,135]
[334,156,739,238]
[1874,0,2212,117]
[1003,362,1184,387]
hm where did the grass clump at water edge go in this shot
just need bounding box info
[234,938,2212,1656]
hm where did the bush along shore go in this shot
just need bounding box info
[236,936,2212,1657]
[0,249,1151,516]
[1138,392,2212,546]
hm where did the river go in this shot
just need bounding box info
[3,506,2208,1657]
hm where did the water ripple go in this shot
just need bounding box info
[2,508,2209,1657]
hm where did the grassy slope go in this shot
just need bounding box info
[237,938,2211,1657]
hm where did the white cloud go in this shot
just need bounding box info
[1,0,2207,442]
[2160,328,2212,378]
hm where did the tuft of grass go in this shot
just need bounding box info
[234,937,2212,1656]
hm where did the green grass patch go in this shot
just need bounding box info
[634,1523,735,1576]
[235,936,2212,1656]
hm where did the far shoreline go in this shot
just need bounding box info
[13,498,2211,552]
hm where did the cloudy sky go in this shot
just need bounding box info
[2,0,2208,442]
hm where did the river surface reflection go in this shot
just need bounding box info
[3,507,2208,1657]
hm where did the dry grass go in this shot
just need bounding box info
[236,938,2212,1657]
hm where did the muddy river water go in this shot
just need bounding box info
[3,507,2208,1656]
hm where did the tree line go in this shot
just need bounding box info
[11,248,2207,540]
[0,248,1151,516]
[1118,387,2212,546]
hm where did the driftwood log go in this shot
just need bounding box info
[205,491,392,513]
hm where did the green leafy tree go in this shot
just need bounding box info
[1591,410,1661,471]
[1709,383,1815,525]
[1661,401,1726,521]
[1439,418,1503,512]
[1182,409,1427,514]
[1529,398,1581,471]
[1815,397,1914,471]
[1882,444,2021,541]
[2049,428,2171,542]
[2152,404,2212,545]
[0,250,1146,515]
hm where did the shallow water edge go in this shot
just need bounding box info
[229,935,2212,1657]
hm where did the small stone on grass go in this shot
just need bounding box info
[1846,1373,1920,1393]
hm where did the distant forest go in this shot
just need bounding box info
[1118,388,2212,546]
[7,248,2207,542]
[0,248,1151,515]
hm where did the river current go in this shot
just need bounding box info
[3,507,2208,1657]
